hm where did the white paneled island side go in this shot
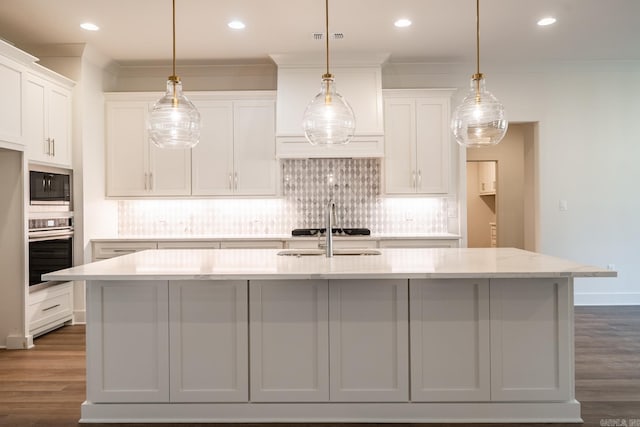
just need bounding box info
[44,248,614,424]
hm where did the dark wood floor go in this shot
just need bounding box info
[1,306,639,427]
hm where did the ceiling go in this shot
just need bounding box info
[1,0,639,66]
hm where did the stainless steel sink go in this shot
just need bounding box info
[277,248,381,257]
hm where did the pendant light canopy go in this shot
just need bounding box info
[148,0,201,149]
[302,0,356,146]
[451,0,507,148]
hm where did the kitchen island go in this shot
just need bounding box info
[45,247,614,424]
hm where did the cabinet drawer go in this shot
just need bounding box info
[92,241,158,261]
[378,239,458,248]
[287,239,377,249]
[157,241,221,249]
[220,240,283,249]
[28,282,73,336]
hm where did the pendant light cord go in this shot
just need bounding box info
[325,0,330,77]
[475,0,480,77]
[172,0,177,79]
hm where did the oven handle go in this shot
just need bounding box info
[29,233,73,242]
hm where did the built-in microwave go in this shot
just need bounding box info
[29,170,71,205]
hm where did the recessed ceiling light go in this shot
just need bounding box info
[80,22,100,31]
[228,20,246,30]
[537,17,557,26]
[394,18,412,28]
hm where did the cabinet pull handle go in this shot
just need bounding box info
[144,173,148,190]
[228,173,232,190]
[149,173,153,191]
[52,138,55,156]
[234,172,238,190]
[42,304,60,312]
[112,249,136,253]
[412,170,416,188]
[418,170,422,188]
[42,177,46,192]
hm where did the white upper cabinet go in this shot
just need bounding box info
[271,54,387,158]
[106,91,276,198]
[192,94,277,196]
[105,96,191,197]
[24,73,72,167]
[383,89,454,195]
[0,57,24,146]
[477,161,497,195]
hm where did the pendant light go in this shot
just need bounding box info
[451,0,507,148]
[148,0,201,149]
[302,0,356,146]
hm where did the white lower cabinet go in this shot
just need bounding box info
[410,279,490,401]
[86,280,169,403]
[28,282,74,337]
[489,278,571,401]
[169,280,248,402]
[249,279,329,402]
[329,279,408,402]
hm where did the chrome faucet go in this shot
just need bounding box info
[325,199,336,257]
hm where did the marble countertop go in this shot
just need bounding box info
[44,247,616,281]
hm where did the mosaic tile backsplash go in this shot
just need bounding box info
[118,158,449,236]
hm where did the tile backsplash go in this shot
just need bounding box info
[118,158,449,236]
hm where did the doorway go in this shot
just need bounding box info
[465,123,537,250]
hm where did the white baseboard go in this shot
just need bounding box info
[5,334,34,350]
[73,309,86,324]
[574,292,640,306]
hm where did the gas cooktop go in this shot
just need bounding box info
[291,228,371,236]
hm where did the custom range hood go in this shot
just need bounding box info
[271,53,389,158]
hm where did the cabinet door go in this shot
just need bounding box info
[106,101,149,196]
[249,279,329,402]
[24,74,48,163]
[169,280,248,402]
[233,100,276,195]
[48,84,72,167]
[329,279,408,402]
[149,139,191,196]
[478,161,497,195]
[490,278,571,401]
[0,59,23,145]
[384,98,416,194]
[191,101,234,195]
[415,97,449,194]
[410,279,490,401]
[86,280,169,403]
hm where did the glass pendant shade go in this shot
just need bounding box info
[303,76,356,146]
[451,75,507,148]
[148,78,201,149]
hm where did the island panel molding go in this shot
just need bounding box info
[410,278,490,401]
[169,280,248,402]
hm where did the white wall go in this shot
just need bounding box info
[384,61,640,305]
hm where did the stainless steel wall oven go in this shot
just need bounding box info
[28,216,74,288]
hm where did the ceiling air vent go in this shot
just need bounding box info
[312,32,344,40]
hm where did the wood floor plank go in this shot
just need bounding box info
[0,307,639,426]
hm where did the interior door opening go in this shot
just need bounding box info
[465,123,538,250]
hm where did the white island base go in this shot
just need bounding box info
[44,248,615,424]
